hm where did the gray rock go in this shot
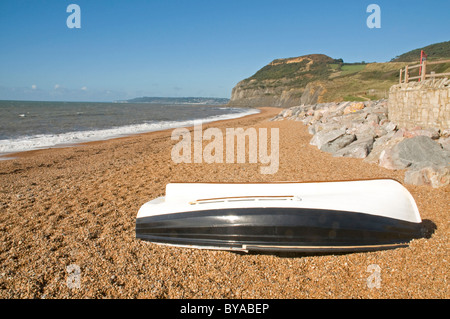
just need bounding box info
[364,135,404,165]
[307,125,316,135]
[295,110,306,118]
[321,134,356,153]
[272,99,449,189]
[404,164,449,188]
[354,123,376,141]
[439,137,450,152]
[403,128,440,140]
[441,129,450,138]
[280,108,293,118]
[366,113,380,125]
[313,122,346,134]
[382,121,397,132]
[333,135,375,158]
[310,128,346,149]
[301,116,314,125]
[393,136,450,168]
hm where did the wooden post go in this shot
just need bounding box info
[399,68,403,84]
[405,65,409,83]
[421,61,427,82]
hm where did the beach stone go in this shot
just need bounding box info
[333,135,374,159]
[320,134,356,153]
[313,111,323,121]
[313,122,345,134]
[366,113,380,125]
[393,136,450,168]
[382,121,397,132]
[364,135,404,165]
[379,148,404,170]
[296,110,306,118]
[272,98,448,189]
[344,111,367,122]
[380,136,450,170]
[441,129,450,138]
[281,109,293,118]
[343,102,365,115]
[307,125,316,135]
[374,126,388,138]
[404,164,450,188]
[310,128,346,149]
[301,116,314,125]
[403,128,440,140]
[354,123,376,140]
[439,137,450,151]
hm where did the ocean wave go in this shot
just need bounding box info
[0,108,260,156]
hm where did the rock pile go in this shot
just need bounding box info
[272,99,450,188]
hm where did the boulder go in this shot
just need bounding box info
[354,123,376,141]
[281,108,293,118]
[403,128,440,140]
[366,113,380,125]
[310,128,346,149]
[343,102,365,115]
[379,136,450,170]
[393,136,450,168]
[441,129,450,138]
[379,147,404,170]
[333,135,374,159]
[404,164,450,188]
[364,135,404,165]
[272,99,449,188]
[382,121,397,132]
[313,122,346,134]
[301,115,314,125]
[307,125,316,135]
[439,137,450,152]
[320,134,356,153]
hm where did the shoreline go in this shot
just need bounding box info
[0,106,448,299]
[0,107,263,161]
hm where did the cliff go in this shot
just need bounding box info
[228,53,410,108]
[228,42,450,108]
[228,54,336,107]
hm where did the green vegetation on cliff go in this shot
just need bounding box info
[391,40,450,62]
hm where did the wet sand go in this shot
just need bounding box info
[0,107,448,298]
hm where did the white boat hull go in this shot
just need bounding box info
[135,179,423,252]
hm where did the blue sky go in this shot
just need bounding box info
[0,0,449,101]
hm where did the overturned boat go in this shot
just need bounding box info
[135,179,423,253]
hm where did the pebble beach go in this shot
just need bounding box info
[0,107,448,299]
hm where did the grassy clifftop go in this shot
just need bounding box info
[391,40,450,62]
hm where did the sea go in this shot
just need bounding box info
[0,100,259,156]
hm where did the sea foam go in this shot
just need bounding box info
[0,108,259,156]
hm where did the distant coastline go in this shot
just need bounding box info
[116,96,230,105]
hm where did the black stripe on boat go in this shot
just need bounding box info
[135,207,423,252]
